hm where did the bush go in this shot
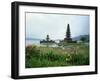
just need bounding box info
[67,53,89,65]
[25,44,89,68]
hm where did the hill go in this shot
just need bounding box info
[72,35,89,41]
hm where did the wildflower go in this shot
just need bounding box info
[66,58,70,61]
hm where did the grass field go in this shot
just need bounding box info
[25,43,89,68]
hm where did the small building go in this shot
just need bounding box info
[40,35,55,44]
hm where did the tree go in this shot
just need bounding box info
[80,37,86,42]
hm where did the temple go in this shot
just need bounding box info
[40,24,76,46]
[40,35,55,44]
[64,24,72,42]
[60,24,76,44]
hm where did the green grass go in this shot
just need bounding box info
[25,43,89,68]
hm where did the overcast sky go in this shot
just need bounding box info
[26,12,89,40]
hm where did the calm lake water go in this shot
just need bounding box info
[26,39,89,47]
[26,40,40,46]
[26,39,59,47]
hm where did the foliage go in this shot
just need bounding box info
[25,43,89,68]
[80,37,87,42]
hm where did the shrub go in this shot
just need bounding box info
[67,53,89,65]
[25,44,89,68]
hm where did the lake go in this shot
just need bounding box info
[26,39,40,46]
[26,39,59,47]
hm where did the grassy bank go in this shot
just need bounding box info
[25,43,89,68]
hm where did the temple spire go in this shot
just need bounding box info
[64,24,72,41]
[66,24,71,39]
[46,35,50,41]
